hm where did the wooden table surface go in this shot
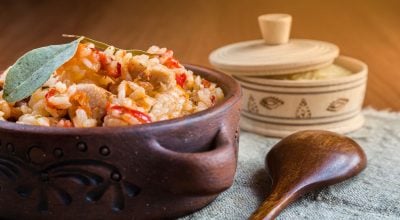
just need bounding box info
[1,0,399,110]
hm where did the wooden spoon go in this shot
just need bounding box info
[250,130,367,220]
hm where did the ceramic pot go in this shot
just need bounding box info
[0,64,242,219]
[210,14,368,137]
[235,56,367,137]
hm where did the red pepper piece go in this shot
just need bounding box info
[202,79,211,88]
[97,50,121,78]
[107,62,122,78]
[45,88,58,109]
[98,51,108,66]
[108,105,152,124]
[211,95,216,104]
[164,57,180,69]
[175,73,187,87]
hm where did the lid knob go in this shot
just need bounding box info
[258,14,292,45]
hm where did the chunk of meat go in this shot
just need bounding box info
[148,66,175,89]
[74,84,110,121]
[128,57,148,79]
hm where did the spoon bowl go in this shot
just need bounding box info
[251,130,367,220]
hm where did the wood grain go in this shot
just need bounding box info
[250,130,367,220]
[0,0,399,110]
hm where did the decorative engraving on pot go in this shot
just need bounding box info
[296,99,311,119]
[327,98,349,112]
[99,146,111,156]
[53,148,64,158]
[234,128,240,144]
[0,157,19,181]
[247,95,259,113]
[6,143,15,153]
[28,146,48,164]
[260,97,284,110]
[0,150,140,213]
[76,142,87,152]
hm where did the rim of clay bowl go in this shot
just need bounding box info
[234,56,368,87]
[0,64,242,135]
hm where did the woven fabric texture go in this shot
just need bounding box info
[182,109,400,220]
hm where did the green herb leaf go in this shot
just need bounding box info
[63,34,110,51]
[126,49,154,56]
[63,34,154,56]
[3,37,83,102]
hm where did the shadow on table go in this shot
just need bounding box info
[250,168,272,204]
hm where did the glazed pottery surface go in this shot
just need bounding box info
[0,64,242,220]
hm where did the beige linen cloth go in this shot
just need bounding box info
[181,109,400,220]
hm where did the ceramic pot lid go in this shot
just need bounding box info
[209,14,339,76]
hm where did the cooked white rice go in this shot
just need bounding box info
[0,44,224,127]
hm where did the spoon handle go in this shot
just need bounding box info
[250,189,297,220]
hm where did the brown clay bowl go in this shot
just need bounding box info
[0,64,242,220]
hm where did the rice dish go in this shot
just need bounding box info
[0,43,224,127]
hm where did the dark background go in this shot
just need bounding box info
[1,0,399,110]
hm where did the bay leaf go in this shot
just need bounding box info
[63,34,110,51]
[3,37,83,102]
